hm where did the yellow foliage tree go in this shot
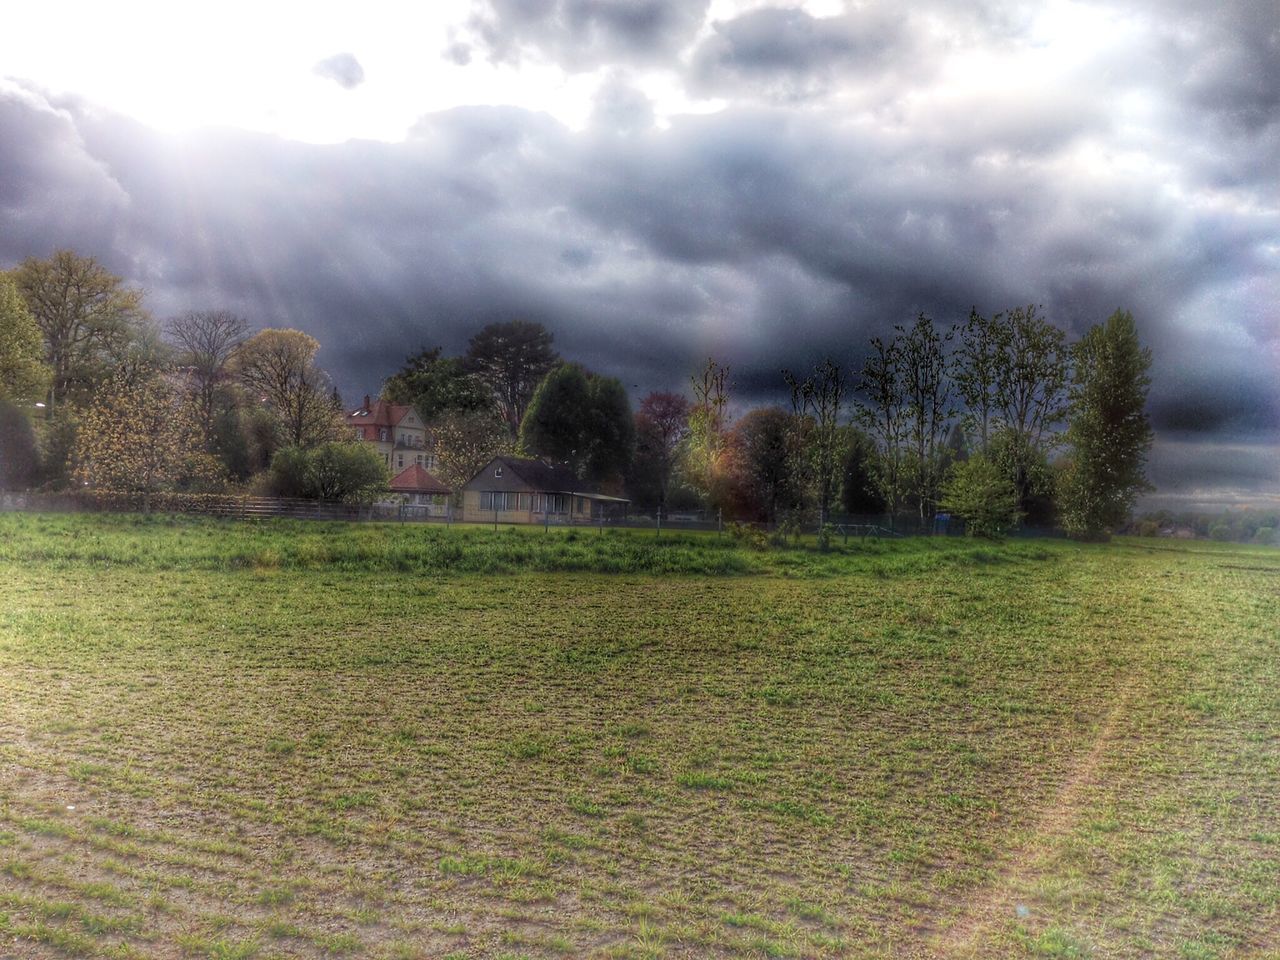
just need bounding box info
[74,375,223,505]
[233,329,343,448]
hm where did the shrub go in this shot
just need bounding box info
[267,443,388,504]
[1252,527,1276,546]
[816,523,835,552]
[940,456,1022,540]
[727,521,769,551]
[1208,522,1233,542]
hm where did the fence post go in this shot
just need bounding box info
[656,507,661,537]
[718,508,723,537]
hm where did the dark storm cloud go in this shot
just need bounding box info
[462,0,710,70]
[1,78,1274,432]
[1,0,1278,503]
[313,53,365,89]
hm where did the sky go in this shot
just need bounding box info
[1,0,1277,510]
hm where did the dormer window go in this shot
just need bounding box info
[495,466,503,478]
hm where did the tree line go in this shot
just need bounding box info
[0,251,378,503]
[368,300,1154,540]
[0,249,1155,538]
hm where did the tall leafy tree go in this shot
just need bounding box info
[519,363,593,473]
[782,357,847,524]
[1059,309,1154,539]
[464,321,559,438]
[726,406,806,523]
[12,250,148,416]
[233,329,340,449]
[994,304,1069,449]
[585,374,635,486]
[383,346,495,421]
[0,275,51,406]
[840,426,886,515]
[953,307,1004,454]
[630,391,690,510]
[519,363,633,485]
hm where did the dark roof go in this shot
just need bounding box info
[389,464,451,495]
[495,456,586,492]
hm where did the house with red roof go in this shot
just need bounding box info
[387,462,452,516]
[346,395,435,474]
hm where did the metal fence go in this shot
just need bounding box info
[0,492,1063,538]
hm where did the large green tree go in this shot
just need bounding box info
[629,391,690,510]
[726,406,806,523]
[1058,309,1154,539]
[464,321,559,438]
[12,250,148,416]
[519,363,634,485]
[940,455,1022,539]
[854,334,909,518]
[383,346,495,422]
[0,275,51,406]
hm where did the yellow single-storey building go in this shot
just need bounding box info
[461,456,629,524]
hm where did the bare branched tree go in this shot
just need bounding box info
[782,357,847,524]
[854,335,908,518]
[165,310,248,443]
[953,307,1005,455]
[900,314,956,520]
[994,304,1069,451]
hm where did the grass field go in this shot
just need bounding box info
[0,513,1276,959]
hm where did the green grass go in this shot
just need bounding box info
[0,513,1276,958]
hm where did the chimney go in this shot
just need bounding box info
[363,394,371,412]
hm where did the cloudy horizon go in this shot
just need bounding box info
[1,0,1277,509]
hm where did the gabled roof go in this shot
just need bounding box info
[497,456,585,492]
[346,396,415,430]
[389,463,451,495]
[463,455,623,496]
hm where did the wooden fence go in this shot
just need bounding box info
[0,491,452,523]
